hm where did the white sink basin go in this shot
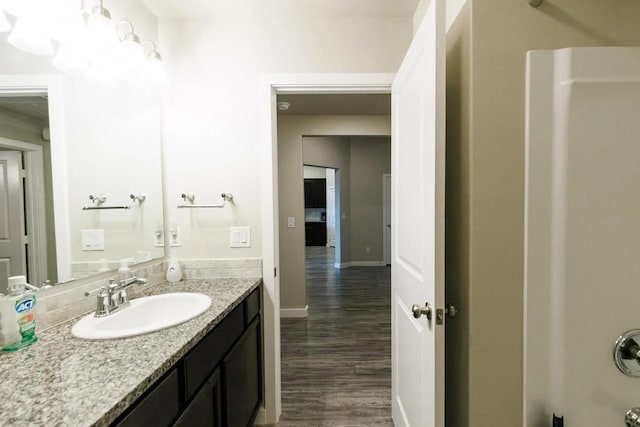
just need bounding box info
[71,292,212,340]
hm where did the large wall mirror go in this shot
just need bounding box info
[0,20,164,294]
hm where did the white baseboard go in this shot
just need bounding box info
[280,305,309,318]
[335,261,385,268]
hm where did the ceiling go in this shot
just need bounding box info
[276,94,390,116]
[140,0,419,19]
[0,96,49,122]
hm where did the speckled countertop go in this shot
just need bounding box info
[0,277,261,427]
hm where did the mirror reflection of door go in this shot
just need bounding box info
[0,94,54,291]
[0,150,25,293]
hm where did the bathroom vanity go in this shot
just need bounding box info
[0,278,262,427]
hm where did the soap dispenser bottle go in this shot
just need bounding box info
[0,275,37,352]
[166,250,182,283]
[118,259,131,281]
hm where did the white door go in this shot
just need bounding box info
[327,186,336,247]
[0,151,26,293]
[391,0,445,425]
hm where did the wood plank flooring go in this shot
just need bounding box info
[277,247,392,426]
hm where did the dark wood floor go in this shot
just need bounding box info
[277,247,392,426]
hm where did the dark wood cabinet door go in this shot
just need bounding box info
[222,318,262,427]
[174,368,223,427]
[113,368,180,427]
[304,179,326,208]
[305,222,327,246]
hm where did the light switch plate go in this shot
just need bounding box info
[230,226,251,248]
[82,229,104,251]
[154,229,164,247]
[287,217,295,228]
[169,227,181,247]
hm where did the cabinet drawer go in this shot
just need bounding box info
[183,303,244,401]
[244,288,260,325]
[113,368,180,427]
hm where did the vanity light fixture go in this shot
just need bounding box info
[0,9,10,33]
[117,21,143,66]
[142,40,167,86]
[86,0,117,51]
[1,0,168,88]
[7,17,55,55]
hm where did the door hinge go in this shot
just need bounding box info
[436,304,457,325]
[274,267,277,277]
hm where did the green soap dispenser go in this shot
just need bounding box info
[1,276,37,352]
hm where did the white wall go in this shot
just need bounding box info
[303,165,326,179]
[159,15,412,260]
[65,80,163,268]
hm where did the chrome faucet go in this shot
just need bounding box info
[85,276,147,317]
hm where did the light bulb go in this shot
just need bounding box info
[53,41,90,77]
[144,54,168,86]
[50,8,87,44]
[87,6,117,51]
[120,34,144,68]
[8,17,55,56]
[0,10,11,33]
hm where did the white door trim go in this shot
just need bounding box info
[259,73,394,425]
[0,137,47,286]
[0,75,71,282]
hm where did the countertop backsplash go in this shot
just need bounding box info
[34,257,263,331]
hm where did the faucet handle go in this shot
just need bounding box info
[84,286,108,297]
[119,276,147,287]
[84,286,110,317]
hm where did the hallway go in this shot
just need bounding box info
[278,247,392,426]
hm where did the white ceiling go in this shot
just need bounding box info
[139,0,420,19]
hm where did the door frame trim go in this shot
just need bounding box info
[259,73,394,424]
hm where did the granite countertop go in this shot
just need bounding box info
[0,277,261,427]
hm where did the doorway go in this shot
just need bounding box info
[258,73,394,424]
[276,93,392,422]
[0,93,53,291]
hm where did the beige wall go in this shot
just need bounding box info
[446,0,640,425]
[277,115,390,310]
[348,136,391,263]
[444,1,471,426]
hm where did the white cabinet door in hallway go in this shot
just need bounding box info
[391,0,445,426]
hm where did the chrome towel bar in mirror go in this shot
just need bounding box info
[178,193,233,208]
[83,194,147,210]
